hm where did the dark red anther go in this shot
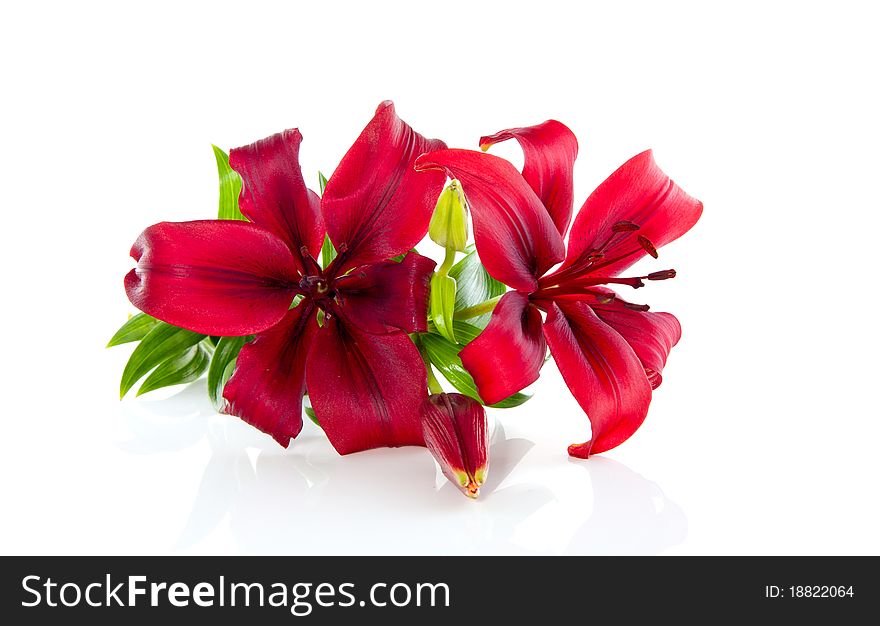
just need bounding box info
[647,269,676,280]
[612,220,640,233]
[595,292,615,304]
[624,302,651,312]
[586,251,605,262]
[637,235,658,259]
[299,245,323,276]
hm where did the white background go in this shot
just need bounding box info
[2,1,878,555]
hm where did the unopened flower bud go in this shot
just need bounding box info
[428,179,469,252]
[420,393,488,499]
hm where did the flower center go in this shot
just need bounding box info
[533,220,676,310]
[299,274,334,299]
[297,247,337,312]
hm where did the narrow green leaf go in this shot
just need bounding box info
[421,332,532,408]
[120,323,206,398]
[107,313,161,347]
[303,396,323,428]
[207,335,250,411]
[212,145,245,221]
[137,343,211,396]
[320,234,337,269]
[430,273,457,343]
[390,248,419,263]
[316,172,338,268]
[448,245,506,329]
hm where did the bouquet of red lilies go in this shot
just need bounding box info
[109,101,702,499]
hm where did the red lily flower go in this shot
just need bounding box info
[125,102,446,453]
[415,122,702,457]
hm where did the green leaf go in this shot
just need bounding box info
[120,322,206,398]
[107,313,161,347]
[303,396,323,428]
[320,234,337,269]
[430,273,457,343]
[390,248,418,263]
[212,145,245,221]
[207,335,250,411]
[448,245,506,329]
[137,342,211,396]
[421,330,532,409]
[316,172,338,268]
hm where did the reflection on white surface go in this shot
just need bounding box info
[116,381,686,555]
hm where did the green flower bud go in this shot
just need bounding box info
[428,179,469,252]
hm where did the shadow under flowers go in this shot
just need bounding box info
[116,382,687,555]
[564,457,688,555]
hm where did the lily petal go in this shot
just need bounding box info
[307,320,427,455]
[480,120,578,236]
[415,149,565,291]
[459,292,546,405]
[222,303,319,447]
[591,292,682,389]
[125,220,299,336]
[332,253,436,334]
[421,393,488,499]
[563,150,703,278]
[543,301,652,457]
[322,101,446,271]
[229,129,324,272]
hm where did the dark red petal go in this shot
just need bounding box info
[124,220,299,336]
[322,101,447,271]
[222,303,319,447]
[459,292,546,405]
[563,150,703,277]
[543,301,652,457]
[480,120,578,236]
[229,129,324,273]
[306,320,427,455]
[421,393,488,499]
[415,149,565,291]
[590,290,682,389]
[332,253,436,334]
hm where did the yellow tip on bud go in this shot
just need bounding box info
[480,143,491,152]
[428,179,469,252]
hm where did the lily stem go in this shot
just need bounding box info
[437,246,456,277]
[453,294,503,320]
[414,335,445,395]
[425,362,444,395]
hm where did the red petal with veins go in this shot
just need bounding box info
[222,303,319,447]
[125,220,299,336]
[421,393,488,499]
[543,301,652,457]
[480,120,578,236]
[307,320,427,455]
[229,129,324,273]
[590,291,682,389]
[459,292,546,405]
[321,101,446,272]
[332,253,436,334]
[563,150,703,278]
[415,149,565,291]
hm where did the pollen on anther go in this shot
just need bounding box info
[647,269,676,280]
[637,235,658,258]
